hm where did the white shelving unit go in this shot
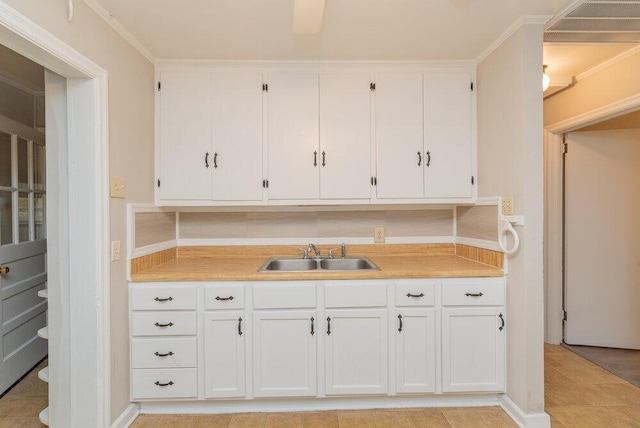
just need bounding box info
[38,288,49,426]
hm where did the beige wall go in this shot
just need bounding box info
[179,210,453,240]
[478,23,546,417]
[2,0,155,422]
[456,205,498,242]
[135,212,176,248]
[544,49,640,128]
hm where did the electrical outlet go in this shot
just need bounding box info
[110,176,126,199]
[111,240,121,262]
[502,197,514,215]
[374,227,385,243]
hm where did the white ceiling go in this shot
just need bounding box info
[91,0,576,60]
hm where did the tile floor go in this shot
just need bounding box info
[3,345,640,427]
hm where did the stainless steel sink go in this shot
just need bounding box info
[258,256,379,272]
[319,257,378,271]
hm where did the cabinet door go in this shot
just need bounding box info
[211,73,264,201]
[374,73,424,199]
[253,311,316,397]
[441,307,505,392]
[424,72,473,198]
[319,73,371,199]
[325,309,387,395]
[395,308,436,394]
[204,311,245,398]
[158,70,212,200]
[267,74,319,200]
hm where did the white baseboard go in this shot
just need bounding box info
[500,395,551,428]
[111,403,140,428]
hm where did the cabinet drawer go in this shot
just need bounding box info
[131,311,197,336]
[131,285,197,310]
[132,368,198,400]
[395,282,435,307]
[131,337,197,368]
[204,285,245,310]
[253,283,316,309]
[442,282,505,306]
[325,282,387,308]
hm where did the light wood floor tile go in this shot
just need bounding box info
[193,413,233,427]
[405,408,452,428]
[549,415,567,428]
[441,407,489,428]
[265,412,303,428]
[337,410,377,428]
[547,405,638,428]
[228,412,267,428]
[372,409,416,428]
[619,405,640,424]
[0,417,45,428]
[130,414,166,428]
[477,407,518,427]
[302,411,339,428]
[157,415,198,427]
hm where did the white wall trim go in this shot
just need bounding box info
[0,3,111,426]
[111,403,139,428]
[475,15,552,65]
[155,59,477,69]
[500,395,551,428]
[575,44,640,83]
[546,92,640,134]
[81,0,155,64]
[177,237,456,247]
[455,237,501,252]
[474,196,501,206]
[139,394,502,415]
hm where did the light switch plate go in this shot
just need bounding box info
[110,176,126,198]
[111,240,121,261]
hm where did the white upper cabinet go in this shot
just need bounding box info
[211,73,264,201]
[374,73,424,199]
[159,70,213,201]
[424,72,473,198]
[267,73,320,200]
[319,73,372,200]
[157,70,264,204]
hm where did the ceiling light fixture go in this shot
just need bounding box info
[542,65,551,91]
[293,0,326,35]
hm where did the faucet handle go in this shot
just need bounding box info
[328,248,339,259]
[298,248,309,259]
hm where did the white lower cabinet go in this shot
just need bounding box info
[130,277,505,404]
[253,311,317,397]
[395,308,436,393]
[203,311,245,398]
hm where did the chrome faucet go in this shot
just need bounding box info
[307,243,321,257]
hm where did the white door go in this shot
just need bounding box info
[395,308,436,394]
[0,127,48,395]
[319,73,371,199]
[203,311,245,398]
[374,73,424,199]
[267,74,319,200]
[441,307,505,392]
[565,130,640,349]
[253,311,316,397]
[211,73,264,202]
[424,72,473,198]
[325,309,387,395]
[158,70,212,200]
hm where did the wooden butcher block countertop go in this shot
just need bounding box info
[131,244,504,282]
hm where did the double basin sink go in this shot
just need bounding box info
[259,256,379,272]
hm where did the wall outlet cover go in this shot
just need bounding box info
[501,197,514,215]
[374,227,385,243]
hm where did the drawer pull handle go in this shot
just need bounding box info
[154,322,174,328]
[154,297,173,302]
[499,313,505,331]
[310,317,315,336]
[154,381,174,387]
[398,314,403,332]
[154,351,174,357]
[406,292,424,298]
[326,316,331,335]
[215,296,234,301]
[464,292,484,297]
[238,317,243,336]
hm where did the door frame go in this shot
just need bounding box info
[544,93,640,344]
[0,4,110,427]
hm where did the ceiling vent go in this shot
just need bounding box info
[545,0,640,43]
